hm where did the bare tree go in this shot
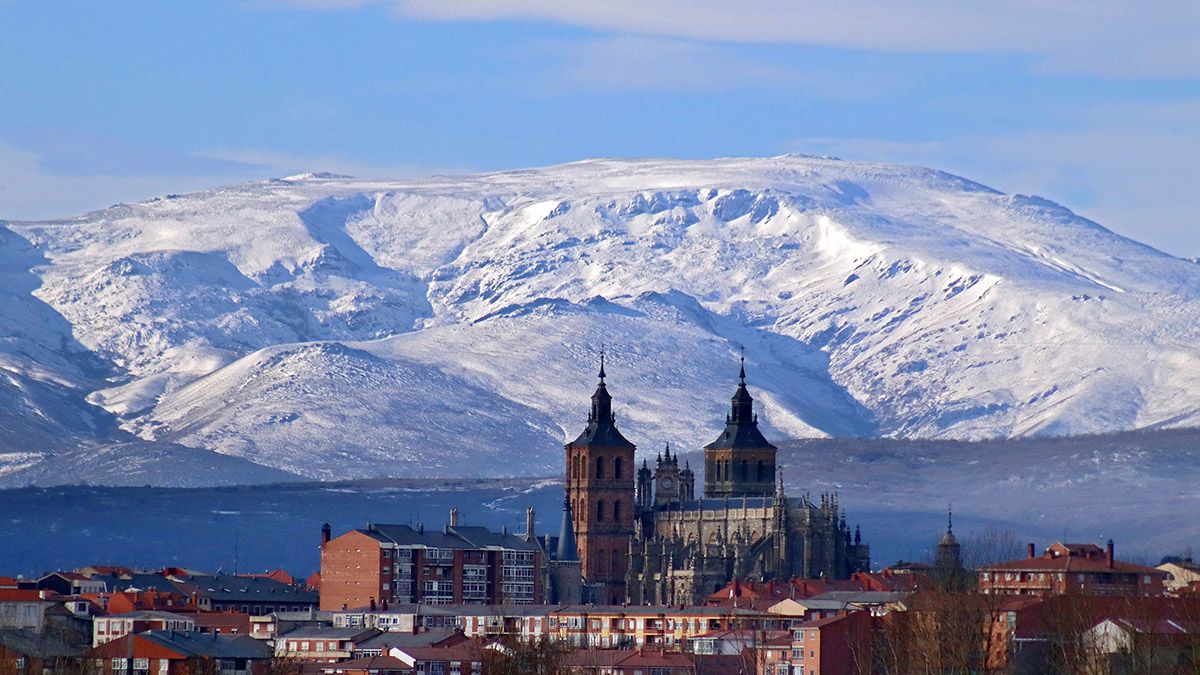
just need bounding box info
[478,636,573,675]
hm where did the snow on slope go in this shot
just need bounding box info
[3,155,1200,482]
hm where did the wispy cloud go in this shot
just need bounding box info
[523,35,907,99]
[281,0,1200,79]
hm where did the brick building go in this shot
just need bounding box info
[979,541,1166,597]
[320,519,545,611]
[564,353,637,605]
[789,611,873,675]
[93,611,195,647]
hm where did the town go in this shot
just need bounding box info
[3,364,1199,674]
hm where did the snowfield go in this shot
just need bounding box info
[2,155,1199,483]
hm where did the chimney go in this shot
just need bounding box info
[369,597,376,611]
[321,523,332,545]
[449,509,459,527]
[1027,543,1036,559]
[1107,539,1115,569]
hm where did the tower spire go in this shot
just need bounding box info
[739,346,746,384]
[598,347,606,383]
[556,493,578,561]
[947,504,953,535]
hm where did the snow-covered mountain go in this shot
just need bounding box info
[3,156,1200,483]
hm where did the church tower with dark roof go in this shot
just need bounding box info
[564,353,636,604]
[703,356,777,498]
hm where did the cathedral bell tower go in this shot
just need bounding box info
[564,353,636,604]
[703,356,777,498]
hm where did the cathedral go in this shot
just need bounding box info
[561,354,871,606]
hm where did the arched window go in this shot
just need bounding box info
[596,500,606,522]
[595,549,607,575]
[613,500,622,522]
[571,456,579,480]
[739,460,748,481]
[756,460,765,482]
[611,549,623,576]
[614,457,623,480]
[595,456,605,480]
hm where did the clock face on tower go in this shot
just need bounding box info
[661,477,674,490]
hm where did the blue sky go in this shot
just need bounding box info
[2,1,1198,255]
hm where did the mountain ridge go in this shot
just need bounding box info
[2,155,1199,484]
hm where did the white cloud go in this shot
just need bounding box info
[284,0,1200,79]
[522,35,908,99]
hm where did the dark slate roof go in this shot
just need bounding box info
[367,525,465,548]
[569,420,635,448]
[704,366,776,451]
[139,631,273,659]
[653,496,806,512]
[354,629,458,651]
[0,628,85,658]
[703,415,775,450]
[362,524,541,552]
[90,574,181,593]
[280,627,379,640]
[177,575,317,604]
[451,526,541,552]
[556,500,578,562]
[568,363,635,448]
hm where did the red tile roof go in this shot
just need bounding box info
[614,648,696,667]
[982,556,1164,575]
[0,589,47,602]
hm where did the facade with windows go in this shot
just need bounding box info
[564,358,871,606]
[87,631,271,675]
[320,520,546,611]
[978,541,1166,597]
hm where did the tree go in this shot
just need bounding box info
[478,636,573,675]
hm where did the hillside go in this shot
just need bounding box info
[3,156,1200,482]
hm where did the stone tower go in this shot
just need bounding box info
[564,354,636,604]
[936,508,962,571]
[703,356,777,498]
[654,444,683,506]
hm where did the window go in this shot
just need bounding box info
[756,460,765,481]
[614,457,623,480]
[596,456,605,479]
[613,501,622,521]
[596,500,606,522]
